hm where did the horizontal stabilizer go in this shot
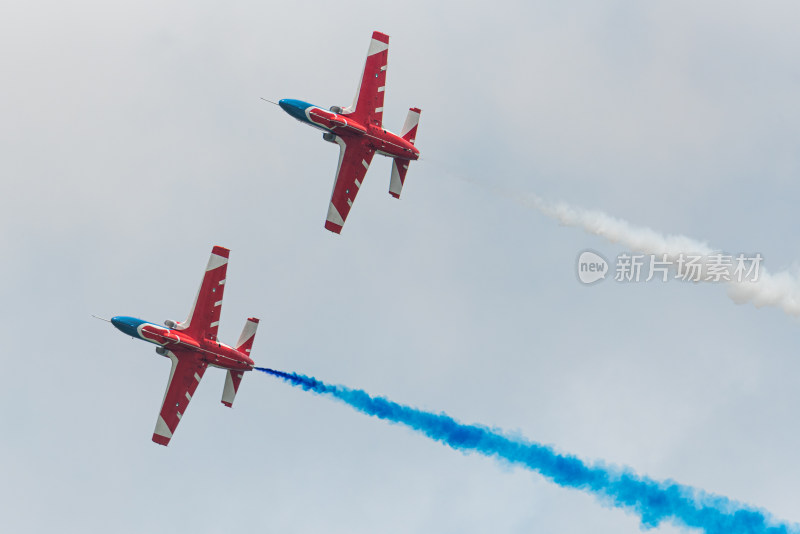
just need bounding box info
[389,158,411,199]
[221,370,244,407]
[400,107,421,145]
[390,108,420,198]
[222,317,259,407]
[235,317,259,354]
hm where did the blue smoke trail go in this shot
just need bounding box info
[256,367,796,534]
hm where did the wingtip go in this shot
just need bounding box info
[211,246,230,258]
[152,434,170,446]
[372,31,389,44]
[324,221,343,234]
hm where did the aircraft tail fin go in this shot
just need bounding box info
[400,107,421,144]
[389,158,411,199]
[221,317,259,408]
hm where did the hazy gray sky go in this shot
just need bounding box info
[3,1,800,532]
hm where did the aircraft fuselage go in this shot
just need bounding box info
[111,316,254,371]
[279,99,420,161]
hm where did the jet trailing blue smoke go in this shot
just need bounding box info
[256,367,795,534]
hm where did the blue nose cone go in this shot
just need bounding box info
[111,316,144,338]
[279,98,313,122]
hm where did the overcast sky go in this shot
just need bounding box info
[3,1,800,532]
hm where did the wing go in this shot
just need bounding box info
[152,349,208,446]
[175,246,228,341]
[341,31,389,128]
[325,136,376,233]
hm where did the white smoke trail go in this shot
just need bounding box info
[527,197,714,257]
[520,194,800,317]
[432,159,800,316]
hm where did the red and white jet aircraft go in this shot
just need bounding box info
[109,246,258,446]
[279,31,421,233]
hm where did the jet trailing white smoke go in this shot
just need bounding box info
[522,195,800,317]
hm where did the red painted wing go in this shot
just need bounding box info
[341,31,389,127]
[175,246,228,341]
[152,349,207,446]
[325,136,375,234]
